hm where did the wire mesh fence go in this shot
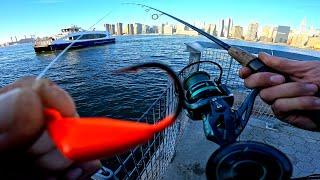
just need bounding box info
[93,42,279,180]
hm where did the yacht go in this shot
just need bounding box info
[34,26,115,52]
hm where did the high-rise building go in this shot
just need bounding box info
[273,26,290,43]
[134,23,142,35]
[149,26,159,34]
[260,26,273,42]
[226,18,232,38]
[124,24,134,35]
[204,24,217,36]
[175,24,198,36]
[230,26,243,39]
[163,24,173,35]
[104,24,116,35]
[288,30,309,48]
[142,24,150,34]
[300,17,307,33]
[306,37,320,49]
[220,19,225,37]
[104,24,111,33]
[129,24,134,35]
[123,24,129,34]
[116,23,123,35]
[245,23,259,41]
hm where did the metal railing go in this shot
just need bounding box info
[94,41,311,179]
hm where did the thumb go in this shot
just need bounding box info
[259,52,303,75]
[0,88,44,153]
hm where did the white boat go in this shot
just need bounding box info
[34,26,115,53]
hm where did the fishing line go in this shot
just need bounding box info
[36,11,113,80]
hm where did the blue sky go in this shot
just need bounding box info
[0,0,319,43]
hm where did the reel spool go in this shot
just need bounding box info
[206,141,292,180]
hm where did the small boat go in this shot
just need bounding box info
[34,26,115,53]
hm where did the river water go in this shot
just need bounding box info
[0,35,319,119]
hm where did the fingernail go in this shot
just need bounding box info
[305,84,318,92]
[66,168,83,180]
[270,75,285,83]
[0,88,21,131]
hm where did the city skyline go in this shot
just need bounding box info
[98,18,320,49]
[1,0,320,43]
[2,17,320,50]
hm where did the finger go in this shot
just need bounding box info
[78,160,101,179]
[0,88,44,152]
[272,96,320,116]
[35,148,73,171]
[0,77,76,117]
[37,80,77,117]
[239,67,252,79]
[0,77,55,94]
[260,83,318,103]
[259,52,304,75]
[244,72,285,88]
[285,114,317,130]
[27,131,55,156]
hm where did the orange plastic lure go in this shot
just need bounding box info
[45,63,184,162]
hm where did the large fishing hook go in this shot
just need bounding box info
[45,62,184,162]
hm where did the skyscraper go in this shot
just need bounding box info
[260,26,273,42]
[226,18,232,38]
[163,24,173,35]
[230,26,243,39]
[220,19,225,37]
[273,26,290,43]
[245,23,259,41]
[129,24,134,35]
[116,23,123,35]
[142,25,149,34]
[134,23,142,35]
[104,24,111,33]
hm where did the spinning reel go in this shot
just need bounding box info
[179,61,292,180]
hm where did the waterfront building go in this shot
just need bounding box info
[159,24,164,34]
[230,26,243,39]
[259,26,273,42]
[104,24,115,35]
[104,24,116,35]
[123,24,128,34]
[163,24,173,35]
[204,24,217,36]
[175,24,198,36]
[219,19,225,37]
[116,23,123,35]
[289,32,309,48]
[306,37,320,49]
[134,23,142,35]
[245,22,259,41]
[149,26,159,34]
[226,18,232,38]
[273,26,290,43]
[129,24,134,35]
[142,24,150,34]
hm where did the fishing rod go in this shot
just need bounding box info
[130,3,279,74]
